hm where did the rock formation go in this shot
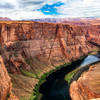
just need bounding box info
[0,21,99,99]
[0,21,96,74]
[0,56,18,100]
[0,17,11,21]
[70,63,100,100]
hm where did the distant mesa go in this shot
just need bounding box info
[32,18,100,25]
[0,17,11,21]
[32,18,93,23]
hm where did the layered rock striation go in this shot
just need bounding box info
[70,63,100,100]
[0,56,18,100]
[0,21,96,74]
[0,56,11,100]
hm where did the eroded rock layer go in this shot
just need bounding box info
[0,56,11,100]
[70,63,100,100]
[0,22,96,74]
[0,56,18,100]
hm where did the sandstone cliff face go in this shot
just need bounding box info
[70,63,100,100]
[82,25,100,45]
[0,22,96,74]
[0,56,18,100]
[0,55,12,100]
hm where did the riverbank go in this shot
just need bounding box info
[65,55,100,85]
[70,61,100,83]
[65,60,100,87]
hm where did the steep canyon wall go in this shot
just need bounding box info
[0,22,95,74]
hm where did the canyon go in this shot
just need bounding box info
[0,20,100,100]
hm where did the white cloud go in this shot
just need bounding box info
[58,0,100,18]
[0,0,18,5]
[44,0,64,4]
[0,0,46,20]
[0,9,53,20]
[0,0,100,20]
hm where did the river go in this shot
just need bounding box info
[39,54,100,100]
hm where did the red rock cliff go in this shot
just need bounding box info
[81,25,100,45]
[0,56,19,100]
[70,63,100,100]
[0,56,11,100]
[0,21,96,74]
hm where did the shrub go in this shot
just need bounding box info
[20,68,38,78]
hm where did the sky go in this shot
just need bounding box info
[0,0,100,20]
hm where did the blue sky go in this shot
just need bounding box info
[37,2,64,15]
[0,0,100,20]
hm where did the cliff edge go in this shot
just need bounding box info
[70,63,100,100]
[0,56,18,100]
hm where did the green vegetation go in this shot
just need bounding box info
[92,49,100,52]
[33,70,55,100]
[80,55,86,60]
[20,96,27,100]
[20,68,39,79]
[20,96,36,100]
[25,57,40,79]
[9,73,37,100]
[19,94,36,100]
[29,95,36,100]
[64,68,79,84]
[88,49,100,55]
